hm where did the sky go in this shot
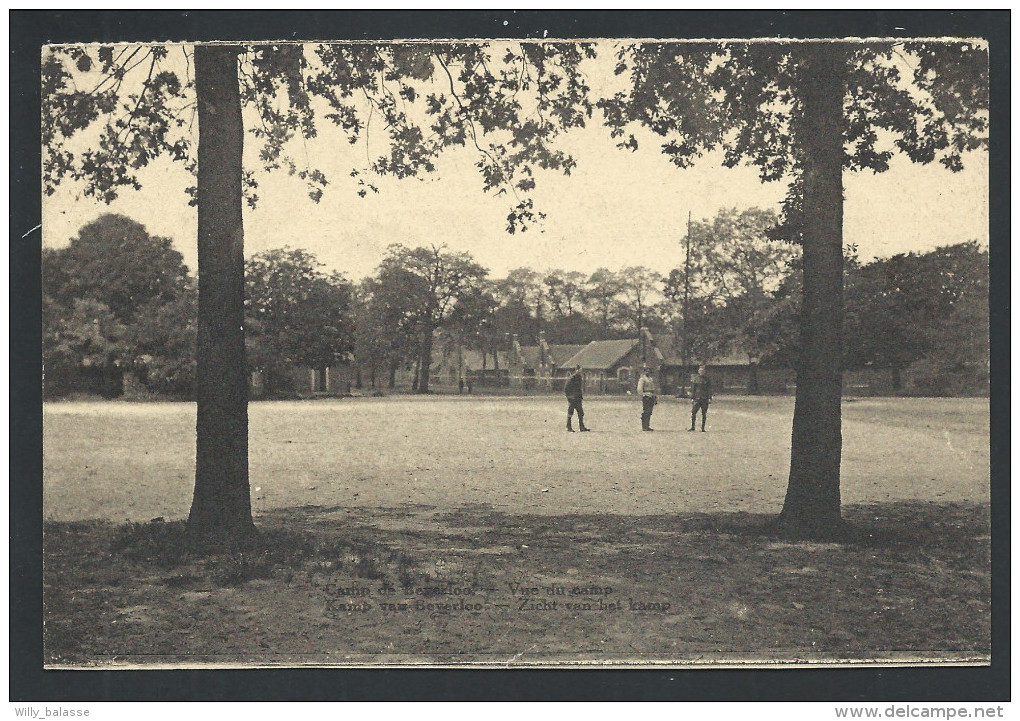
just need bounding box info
[41,42,989,283]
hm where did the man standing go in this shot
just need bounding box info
[689,364,713,432]
[637,366,658,432]
[564,365,589,432]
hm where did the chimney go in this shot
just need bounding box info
[538,330,547,367]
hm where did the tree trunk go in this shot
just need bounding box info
[417,329,434,393]
[103,360,123,399]
[388,359,397,389]
[891,363,902,391]
[747,361,760,395]
[779,45,846,535]
[188,45,256,548]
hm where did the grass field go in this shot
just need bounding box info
[43,395,989,522]
[41,395,991,666]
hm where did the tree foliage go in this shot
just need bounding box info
[43,214,191,323]
[447,283,501,364]
[123,285,198,396]
[43,296,125,373]
[543,270,586,319]
[42,214,195,397]
[583,267,624,336]
[599,41,987,201]
[375,244,488,392]
[610,266,662,335]
[44,41,598,228]
[245,247,355,392]
[662,268,733,365]
[843,241,989,392]
[352,277,420,388]
[666,207,798,364]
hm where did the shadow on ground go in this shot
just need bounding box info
[43,501,990,667]
[284,499,990,550]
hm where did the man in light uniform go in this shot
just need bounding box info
[636,366,658,432]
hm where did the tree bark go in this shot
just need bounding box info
[779,45,846,535]
[417,328,434,393]
[187,45,256,548]
[747,361,760,395]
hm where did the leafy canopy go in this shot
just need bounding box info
[375,243,488,329]
[245,247,355,372]
[42,213,190,324]
[43,41,597,232]
[42,213,196,394]
[598,40,988,226]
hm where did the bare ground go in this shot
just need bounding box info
[41,395,991,667]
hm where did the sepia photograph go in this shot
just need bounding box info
[22,11,1002,686]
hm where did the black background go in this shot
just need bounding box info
[10,10,1010,702]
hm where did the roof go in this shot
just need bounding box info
[517,343,587,369]
[562,339,639,371]
[432,348,509,371]
[548,344,587,367]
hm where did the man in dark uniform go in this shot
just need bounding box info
[688,364,713,432]
[564,365,590,432]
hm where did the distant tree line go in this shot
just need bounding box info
[43,214,197,398]
[844,241,989,395]
[43,211,988,399]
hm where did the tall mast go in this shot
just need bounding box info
[682,210,692,371]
